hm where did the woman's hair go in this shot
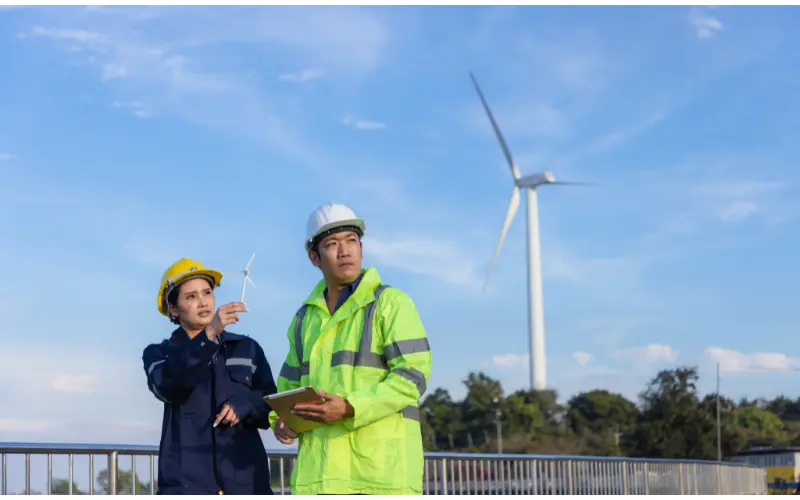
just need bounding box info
[166,286,182,325]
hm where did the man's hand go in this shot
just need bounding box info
[213,402,239,427]
[206,302,248,339]
[273,418,297,445]
[291,390,355,424]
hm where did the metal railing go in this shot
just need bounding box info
[0,442,767,495]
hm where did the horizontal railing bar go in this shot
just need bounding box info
[0,442,761,469]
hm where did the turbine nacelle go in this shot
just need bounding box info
[516,172,555,189]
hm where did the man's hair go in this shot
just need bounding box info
[310,225,363,255]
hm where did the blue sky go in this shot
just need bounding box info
[1,4,800,489]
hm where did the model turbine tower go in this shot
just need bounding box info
[470,72,594,391]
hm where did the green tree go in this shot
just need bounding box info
[733,405,788,445]
[95,468,150,495]
[460,372,503,446]
[567,389,638,435]
[421,388,464,449]
[51,478,86,495]
[631,366,718,459]
[567,389,638,455]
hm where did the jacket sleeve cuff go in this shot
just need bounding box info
[226,394,255,420]
[268,410,279,429]
[342,392,370,431]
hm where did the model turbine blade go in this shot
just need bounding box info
[483,186,521,291]
[469,72,521,181]
[239,253,256,303]
[245,252,255,270]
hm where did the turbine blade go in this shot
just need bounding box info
[469,72,521,181]
[484,186,521,291]
[245,253,255,269]
[551,181,598,186]
[246,276,256,288]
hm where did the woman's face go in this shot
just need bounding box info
[169,277,216,331]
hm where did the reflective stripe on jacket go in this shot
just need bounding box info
[268,267,432,494]
[143,328,277,495]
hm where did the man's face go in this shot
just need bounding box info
[309,230,363,284]
[168,277,216,329]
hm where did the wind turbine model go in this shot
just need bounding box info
[236,253,256,303]
[470,72,594,391]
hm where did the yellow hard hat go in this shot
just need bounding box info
[157,258,223,316]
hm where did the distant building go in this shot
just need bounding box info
[732,446,800,494]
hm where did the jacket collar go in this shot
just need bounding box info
[170,326,245,345]
[303,267,384,325]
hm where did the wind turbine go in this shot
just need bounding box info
[236,253,256,303]
[470,72,594,391]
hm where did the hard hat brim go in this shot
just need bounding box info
[157,269,223,316]
[305,218,366,251]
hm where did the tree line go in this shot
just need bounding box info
[420,366,794,460]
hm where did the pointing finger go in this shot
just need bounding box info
[214,405,231,427]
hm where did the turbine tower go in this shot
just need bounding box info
[470,72,593,391]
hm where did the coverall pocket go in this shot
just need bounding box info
[227,366,254,387]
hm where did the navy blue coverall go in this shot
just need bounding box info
[142,327,278,495]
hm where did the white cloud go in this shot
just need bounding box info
[29,26,104,43]
[572,351,593,366]
[588,109,669,152]
[24,8,392,171]
[542,245,650,305]
[111,100,153,118]
[342,114,386,131]
[466,98,566,141]
[0,344,131,401]
[691,180,787,223]
[52,373,100,394]
[705,347,800,373]
[689,7,723,40]
[0,419,56,432]
[279,68,325,83]
[490,352,528,369]
[612,344,678,364]
[692,180,785,199]
[719,200,760,221]
[364,234,482,288]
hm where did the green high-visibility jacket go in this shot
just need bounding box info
[268,267,432,495]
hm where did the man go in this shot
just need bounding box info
[268,203,432,495]
[143,257,278,495]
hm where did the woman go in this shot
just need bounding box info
[142,257,277,495]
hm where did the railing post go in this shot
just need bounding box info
[622,461,629,495]
[441,458,448,496]
[107,451,118,495]
[567,459,574,495]
[679,463,685,494]
[643,462,649,495]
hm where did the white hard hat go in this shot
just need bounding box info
[305,203,367,251]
